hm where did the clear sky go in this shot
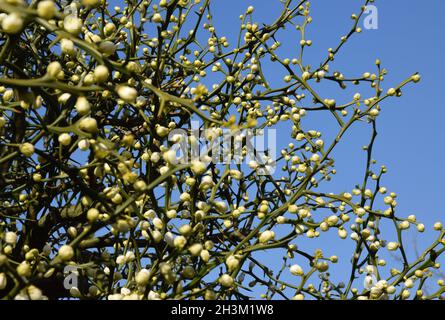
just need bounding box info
[206,0,445,298]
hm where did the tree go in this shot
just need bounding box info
[0,0,443,300]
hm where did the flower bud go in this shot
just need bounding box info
[79,117,98,133]
[37,1,56,20]
[152,13,163,23]
[58,133,71,146]
[173,235,187,249]
[387,242,399,251]
[64,16,82,35]
[94,65,109,83]
[290,264,304,276]
[19,143,35,157]
[78,139,90,151]
[46,61,62,78]
[17,261,32,277]
[226,255,240,272]
[0,273,7,290]
[87,208,99,223]
[188,243,203,256]
[116,85,137,103]
[219,274,234,287]
[259,230,275,243]
[4,231,17,245]
[2,13,23,34]
[200,249,210,262]
[135,269,151,286]
[60,39,75,55]
[58,245,74,261]
[75,96,91,115]
[191,160,206,175]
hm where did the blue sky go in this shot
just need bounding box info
[206,0,445,298]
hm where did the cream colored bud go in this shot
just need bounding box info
[152,13,163,23]
[75,97,91,115]
[135,269,151,286]
[94,65,109,83]
[4,231,17,245]
[2,13,23,34]
[417,223,425,232]
[79,117,98,133]
[188,243,203,256]
[58,245,74,261]
[163,149,178,165]
[64,16,82,35]
[60,39,75,55]
[58,133,71,146]
[219,274,234,287]
[226,255,240,272]
[46,61,62,78]
[78,139,90,151]
[191,160,206,175]
[290,264,304,276]
[0,273,7,290]
[87,208,99,223]
[259,230,275,243]
[200,249,210,262]
[173,235,187,249]
[16,261,32,277]
[116,86,137,103]
[19,143,35,157]
[387,242,399,251]
[37,1,56,20]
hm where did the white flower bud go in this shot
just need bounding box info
[64,16,83,35]
[37,1,56,20]
[135,269,151,286]
[19,143,35,157]
[152,217,164,230]
[152,13,163,23]
[163,149,178,165]
[27,285,43,300]
[188,243,203,256]
[94,65,109,83]
[0,273,7,290]
[200,249,210,262]
[58,245,74,261]
[387,242,399,251]
[219,274,234,287]
[191,160,206,175]
[173,235,187,249]
[16,261,32,277]
[338,228,347,239]
[46,61,62,78]
[75,96,91,115]
[60,39,75,55]
[155,125,169,137]
[259,230,275,243]
[58,133,71,146]
[116,85,137,103]
[225,255,240,272]
[79,117,98,133]
[2,13,23,34]
[290,264,304,276]
[78,139,90,151]
[4,231,17,245]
